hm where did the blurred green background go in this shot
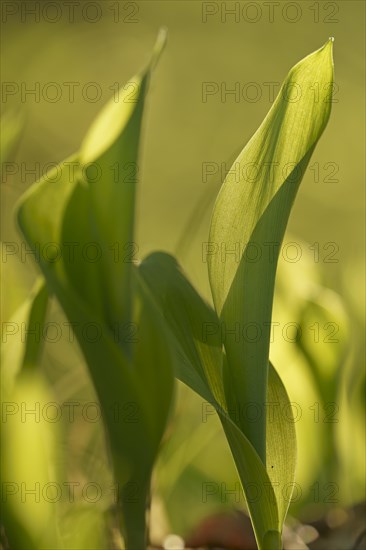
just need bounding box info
[1,0,365,547]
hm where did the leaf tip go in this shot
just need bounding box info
[323,36,334,53]
[150,27,168,69]
[325,36,335,66]
[157,26,168,47]
[317,37,334,70]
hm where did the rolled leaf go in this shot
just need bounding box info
[208,39,334,462]
[16,31,173,550]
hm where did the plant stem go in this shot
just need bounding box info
[119,496,148,550]
[262,530,282,550]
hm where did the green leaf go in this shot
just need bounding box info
[20,281,49,373]
[15,30,173,550]
[1,373,61,549]
[218,414,280,548]
[139,252,225,408]
[208,39,334,462]
[138,252,296,548]
[1,279,48,390]
[1,281,55,549]
[297,286,348,402]
[266,364,297,528]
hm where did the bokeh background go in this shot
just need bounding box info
[1,1,365,548]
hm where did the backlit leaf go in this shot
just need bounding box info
[208,39,334,462]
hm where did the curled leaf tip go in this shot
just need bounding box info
[150,27,168,68]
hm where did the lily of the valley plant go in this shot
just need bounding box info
[2,30,334,550]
